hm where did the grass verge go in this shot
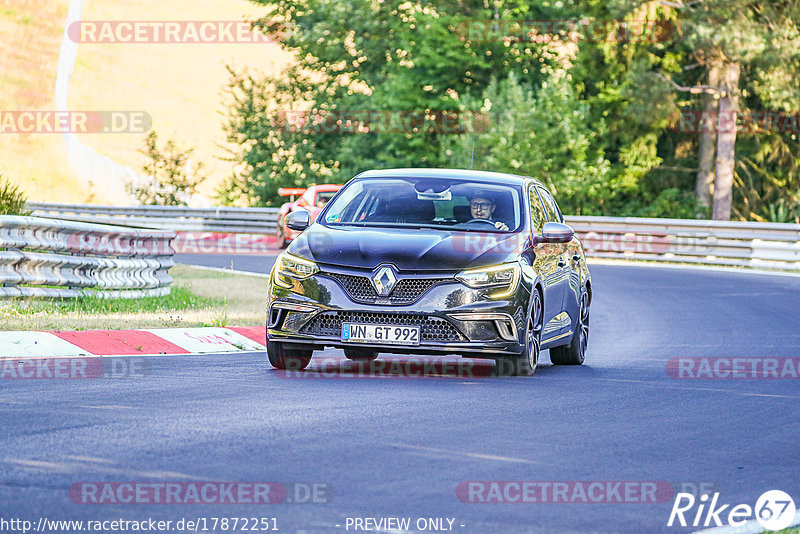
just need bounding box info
[0,264,265,331]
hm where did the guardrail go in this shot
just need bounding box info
[28,203,280,234]
[567,216,800,272]
[27,203,800,272]
[0,216,176,298]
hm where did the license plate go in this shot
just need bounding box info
[341,323,420,346]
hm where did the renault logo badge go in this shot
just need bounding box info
[372,265,398,297]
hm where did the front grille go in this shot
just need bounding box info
[301,311,465,342]
[322,272,448,305]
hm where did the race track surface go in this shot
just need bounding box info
[1,261,798,533]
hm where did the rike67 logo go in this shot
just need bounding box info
[667,490,796,530]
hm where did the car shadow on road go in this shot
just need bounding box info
[271,354,600,380]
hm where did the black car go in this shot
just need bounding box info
[266,168,591,376]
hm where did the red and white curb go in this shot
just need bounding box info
[0,327,266,358]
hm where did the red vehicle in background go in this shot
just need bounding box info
[276,184,343,248]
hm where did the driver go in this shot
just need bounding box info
[469,194,509,231]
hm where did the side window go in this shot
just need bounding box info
[537,187,563,223]
[528,185,546,234]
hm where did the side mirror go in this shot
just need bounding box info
[285,210,311,231]
[535,222,574,245]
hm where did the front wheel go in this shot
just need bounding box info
[550,288,589,365]
[496,290,541,377]
[267,339,312,370]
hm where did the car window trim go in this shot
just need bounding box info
[533,186,552,222]
[526,184,544,236]
[536,186,563,223]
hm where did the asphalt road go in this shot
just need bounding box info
[173,253,279,275]
[1,260,799,534]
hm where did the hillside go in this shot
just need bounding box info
[0,0,89,202]
[1,0,292,204]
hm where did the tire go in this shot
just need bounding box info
[550,287,589,365]
[495,289,542,377]
[267,339,312,370]
[344,348,378,362]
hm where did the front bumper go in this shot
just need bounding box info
[267,267,531,359]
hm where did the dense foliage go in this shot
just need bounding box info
[220,0,799,220]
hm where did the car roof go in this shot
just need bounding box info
[355,168,544,188]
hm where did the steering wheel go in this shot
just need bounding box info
[466,218,498,225]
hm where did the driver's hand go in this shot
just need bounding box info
[494,221,509,231]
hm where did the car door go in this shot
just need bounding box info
[526,185,566,340]
[537,187,578,339]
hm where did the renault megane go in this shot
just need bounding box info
[266,168,591,376]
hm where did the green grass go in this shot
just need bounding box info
[3,285,219,318]
[0,264,266,331]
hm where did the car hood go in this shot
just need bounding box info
[289,224,524,271]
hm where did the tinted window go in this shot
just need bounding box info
[321,177,524,232]
[537,187,563,223]
[528,185,546,234]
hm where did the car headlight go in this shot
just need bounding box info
[273,252,319,288]
[455,262,521,298]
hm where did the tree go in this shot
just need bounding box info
[128,131,206,206]
[222,0,557,205]
[224,0,798,220]
[655,0,800,219]
[565,0,799,220]
[695,65,721,212]
[441,71,610,215]
[562,0,689,216]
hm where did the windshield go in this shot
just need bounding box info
[320,177,524,232]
